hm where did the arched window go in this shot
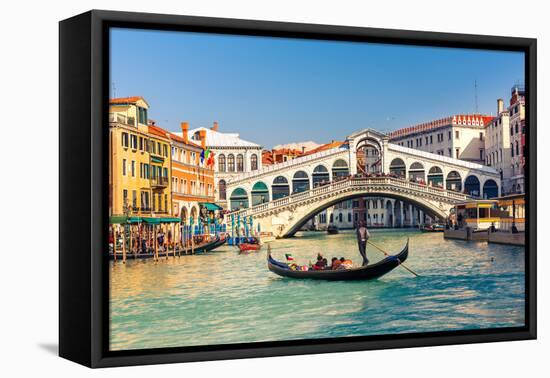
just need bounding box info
[446,171,462,192]
[332,159,349,179]
[227,154,235,172]
[312,165,330,187]
[251,154,258,170]
[483,179,498,199]
[251,182,269,206]
[236,154,244,172]
[218,154,226,172]
[427,166,443,187]
[464,175,481,197]
[408,162,425,183]
[389,158,406,178]
[218,179,227,200]
[292,171,310,193]
[272,176,290,200]
[230,188,249,211]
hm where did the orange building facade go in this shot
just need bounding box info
[168,122,216,225]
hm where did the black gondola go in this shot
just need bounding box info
[267,238,409,280]
[110,235,226,260]
[326,224,339,234]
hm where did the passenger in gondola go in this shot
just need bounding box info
[330,257,341,270]
[312,255,327,270]
[338,257,353,269]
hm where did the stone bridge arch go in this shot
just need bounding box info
[276,189,449,238]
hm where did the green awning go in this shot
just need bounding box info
[200,202,223,211]
[142,217,161,224]
[109,215,128,224]
[160,217,181,223]
[151,156,164,163]
[128,216,142,224]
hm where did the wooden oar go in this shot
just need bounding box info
[367,240,419,277]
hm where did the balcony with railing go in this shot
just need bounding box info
[109,112,136,126]
[151,176,169,188]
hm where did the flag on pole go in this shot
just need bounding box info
[200,149,205,163]
[285,254,295,261]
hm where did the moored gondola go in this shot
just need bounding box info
[110,235,227,260]
[267,238,409,280]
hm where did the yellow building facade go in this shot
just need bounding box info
[109,96,172,218]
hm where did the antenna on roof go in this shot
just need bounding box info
[474,80,479,114]
[111,82,116,98]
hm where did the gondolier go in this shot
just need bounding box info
[356,221,370,266]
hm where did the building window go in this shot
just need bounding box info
[480,132,484,141]
[218,154,226,172]
[236,154,244,172]
[131,160,135,177]
[163,144,168,157]
[251,154,258,170]
[516,141,519,156]
[448,148,452,157]
[138,107,147,125]
[139,137,144,151]
[479,149,484,161]
[515,123,519,134]
[430,135,433,144]
[455,130,459,139]
[511,143,514,157]
[132,190,137,209]
[121,132,129,148]
[228,154,235,172]
[122,159,126,176]
[123,189,128,208]
[448,131,452,140]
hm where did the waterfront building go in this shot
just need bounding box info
[262,148,304,165]
[484,99,512,194]
[508,85,526,193]
[109,96,172,218]
[176,122,263,208]
[389,114,493,164]
[168,122,216,225]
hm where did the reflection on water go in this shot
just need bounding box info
[110,229,525,351]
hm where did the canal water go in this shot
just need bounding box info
[109,230,525,351]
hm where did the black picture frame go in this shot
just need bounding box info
[59,9,537,368]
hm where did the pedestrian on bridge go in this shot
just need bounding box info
[356,221,370,266]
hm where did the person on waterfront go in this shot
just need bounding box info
[356,221,370,266]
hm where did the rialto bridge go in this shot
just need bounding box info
[225,129,501,237]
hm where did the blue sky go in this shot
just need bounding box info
[110,28,524,149]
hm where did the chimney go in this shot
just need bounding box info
[211,121,219,131]
[497,99,504,114]
[180,122,189,143]
[301,146,306,154]
[199,129,207,149]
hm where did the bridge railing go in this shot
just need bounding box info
[229,176,471,217]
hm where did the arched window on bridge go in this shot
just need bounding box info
[483,179,499,199]
[312,165,330,187]
[408,162,426,184]
[332,159,349,180]
[389,158,406,178]
[292,171,310,193]
[427,166,444,188]
[230,188,249,211]
[227,154,235,172]
[464,175,481,197]
[272,176,290,200]
[218,154,226,172]
[446,171,462,192]
[218,179,227,200]
[251,181,269,206]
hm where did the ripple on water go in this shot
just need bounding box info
[110,230,525,350]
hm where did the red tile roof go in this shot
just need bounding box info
[304,141,345,155]
[110,96,148,105]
